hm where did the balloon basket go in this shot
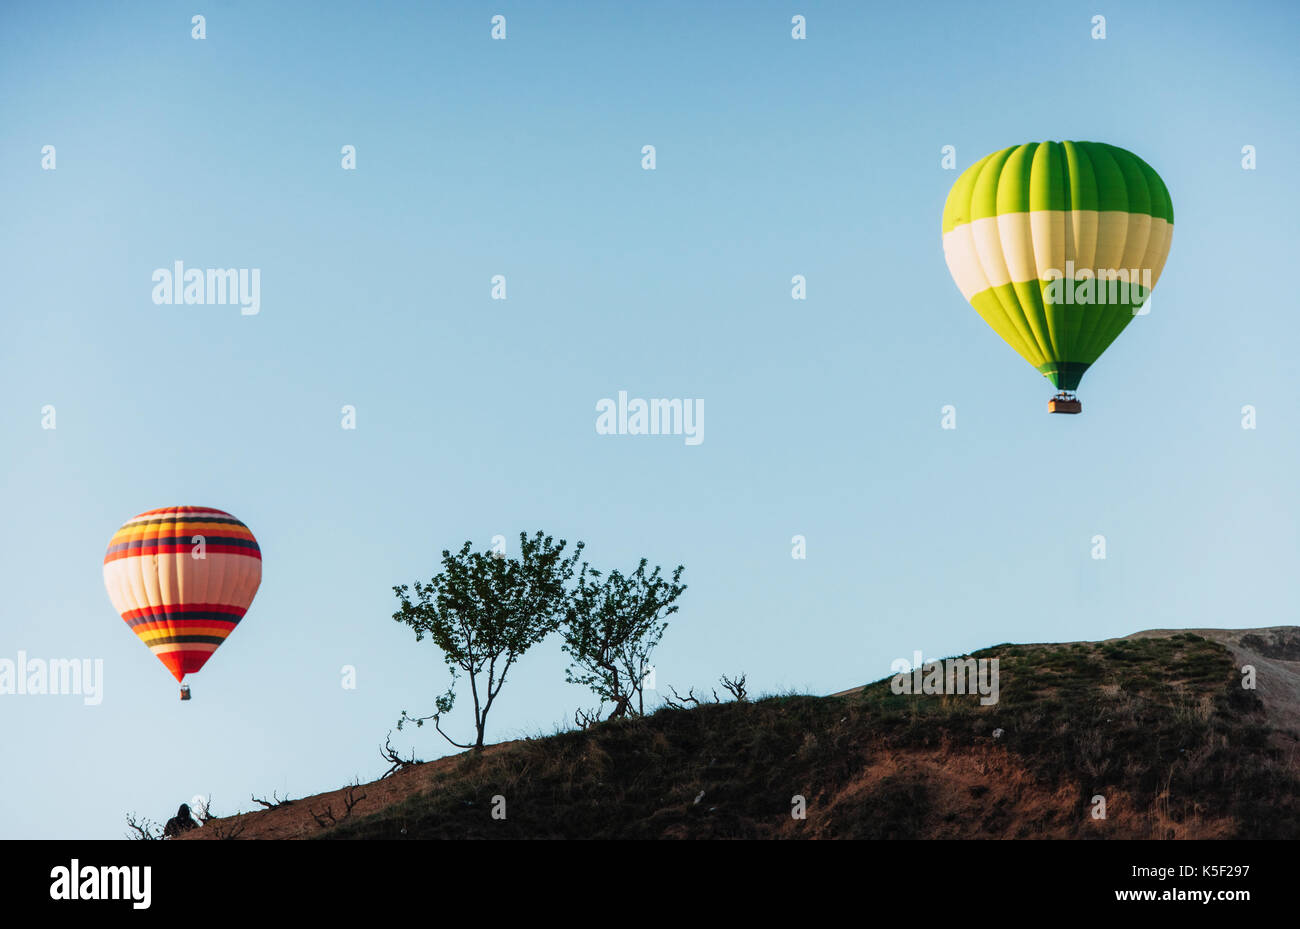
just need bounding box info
[1048,393,1081,414]
[179,684,192,701]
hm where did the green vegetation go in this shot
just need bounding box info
[391,531,687,749]
[562,559,687,721]
[326,634,1300,839]
[392,531,585,749]
[855,634,1290,837]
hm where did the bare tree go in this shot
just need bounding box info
[310,783,365,830]
[210,817,246,840]
[718,673,748,702]
[125,813,162,840]
[342,782,366,817]
[192,795,216,824]
[663,685,704,709]
[573,706,603,730]
[663,673,748,708]
[251,791,293,809]
[380,732,422,778]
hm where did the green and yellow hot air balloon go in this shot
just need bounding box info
[941,141,1173,413]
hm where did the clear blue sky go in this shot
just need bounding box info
[1,0,1296,839]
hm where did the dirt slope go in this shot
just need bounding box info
[178,627,1300,840]
[182,742,519,840]
[1122,626,1300,742]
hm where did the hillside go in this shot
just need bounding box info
[183,627,1300,839]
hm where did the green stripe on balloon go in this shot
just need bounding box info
[942,141,1173,231]
[1036,361,1093,391]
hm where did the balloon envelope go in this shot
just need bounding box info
[103,506,261,683]
[942,141,1173,391]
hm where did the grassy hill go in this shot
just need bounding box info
[185,627,1300,839]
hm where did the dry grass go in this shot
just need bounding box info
[181,631,1300,840]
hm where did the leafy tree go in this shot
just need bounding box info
[562,559,686,720]
[393,531,583,749]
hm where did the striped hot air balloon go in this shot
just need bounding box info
[103,507,261,698]
[941,141,1174,413]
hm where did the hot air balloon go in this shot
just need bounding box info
[941,141,1173,413]
[103,507,261,700]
